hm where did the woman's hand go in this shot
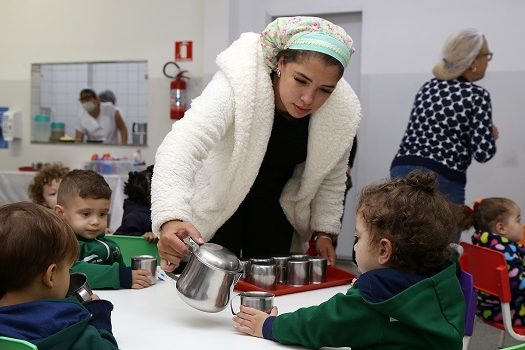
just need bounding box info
[157,220,204,272]
[315,232,337,266]
[233,306,278,338]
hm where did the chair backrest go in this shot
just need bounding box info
[106,234,160,267]
[459,242,512,303]
[501,343,525,350]
[458,270,476,337]
[0,336,38,350]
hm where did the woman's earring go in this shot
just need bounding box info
[472,66,478,72]
[276,67,281,78]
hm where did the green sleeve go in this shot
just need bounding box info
[272,287,383,349]
[115,248,125,267]
[71,261,121,290]
[70,326,119,350]
[103,236,126,267]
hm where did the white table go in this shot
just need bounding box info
[0,170,126,229]
[97,279,351,350]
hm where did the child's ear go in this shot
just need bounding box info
[42,264,57,289]
[378,238,392,265]
[54,204,64,216]
[495,221,506,235]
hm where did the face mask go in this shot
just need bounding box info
[82,101,96,113]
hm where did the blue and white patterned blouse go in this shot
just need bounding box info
[392,77,497,184]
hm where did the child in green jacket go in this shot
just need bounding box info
[233,172,466,349]
[55,169,152,289]
[0,202,119,350]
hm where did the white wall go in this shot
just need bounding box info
[231,0,525,257]
[1,0,524,258]
[0,0,206,169]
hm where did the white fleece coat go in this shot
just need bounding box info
[152,33,361,251]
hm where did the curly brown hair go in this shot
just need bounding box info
[27,164,70,207]
[357,171,456,275]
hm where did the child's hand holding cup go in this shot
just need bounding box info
[131,255,157,288]
[230,291,275,314]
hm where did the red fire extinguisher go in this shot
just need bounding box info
[163,61,189,119]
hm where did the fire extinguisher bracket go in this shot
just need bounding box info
[163,61,190,120]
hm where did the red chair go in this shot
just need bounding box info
[459,242,525,347]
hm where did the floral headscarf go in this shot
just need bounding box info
[260,16,355,70]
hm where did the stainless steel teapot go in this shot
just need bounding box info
[176,238,243,312]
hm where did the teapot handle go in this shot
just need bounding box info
[230,292,241,315]
[186,237,200,253]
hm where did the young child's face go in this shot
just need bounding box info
[354,212,383,274]
[500,204,522,242]
[43,178,61,209]
[60,195,110,239]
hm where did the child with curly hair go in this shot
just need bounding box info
[27,164,69,209]
[233,172,465,349]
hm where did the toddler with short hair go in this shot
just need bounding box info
[55,169,152,289]
[0,202,119,349]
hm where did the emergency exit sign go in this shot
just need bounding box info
[175,41,193,61]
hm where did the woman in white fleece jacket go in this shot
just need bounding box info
[152,17,361,270]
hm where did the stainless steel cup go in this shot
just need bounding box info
[273,256,289,284]
[131,255,157,283]
[230,291,275,314]
[67,272,93,303]
[239,259,251,280]
[248,262,277,290]
[308,256,328,284]
[287,258,311,286]
[290,254,308,260]
[249,257,275,265]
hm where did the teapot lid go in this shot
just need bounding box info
[191,240,241,272]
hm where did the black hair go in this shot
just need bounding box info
[278,49,344,78]
[79,88,97,100]
[124,165,154,206]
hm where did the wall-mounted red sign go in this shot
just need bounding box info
[175,41,193,61]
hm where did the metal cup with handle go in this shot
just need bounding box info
[230,291,275,315]
[67,272,93,303]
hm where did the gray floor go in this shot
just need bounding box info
[335,259,523,350]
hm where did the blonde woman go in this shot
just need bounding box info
[391,28,498,204]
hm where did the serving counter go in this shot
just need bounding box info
[97,278,351,350]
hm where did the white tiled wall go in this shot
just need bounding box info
[31,61,148,142]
